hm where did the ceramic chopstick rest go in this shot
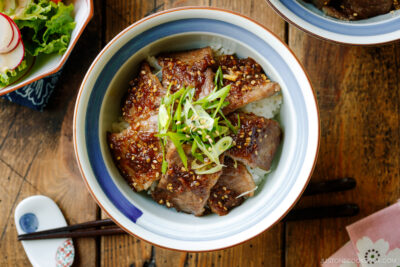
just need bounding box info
[14,195,74,267]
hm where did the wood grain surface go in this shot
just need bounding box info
[0,0,399,266]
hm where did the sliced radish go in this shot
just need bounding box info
[0,13,14,53]
[0,41,24,73]
[4,16,21,53]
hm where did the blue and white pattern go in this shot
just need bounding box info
[19,213,39,233]
[85,18,307,225]
[267,0,400,44]
[2,71,62,111]
[75,8,319,251]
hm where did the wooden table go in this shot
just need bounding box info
[1,0,399,266]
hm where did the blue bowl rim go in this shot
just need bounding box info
[265,0,400,46]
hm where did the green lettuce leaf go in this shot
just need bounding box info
[13,0,76,56]
[0,60,28,87]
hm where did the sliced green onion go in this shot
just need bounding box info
[191,142,204,162]
[191,159,212,170]
[195,164,223,175]
[156,65,236,175]
[214,66,223,87]
[205,101,229,110]
[158,104,169,131]
[212,85,231,118]
[193,135,219,164]
[167,132,188,169]
[194,105,214,131]
[193,84,231,105]
[159,140,168,174]
[215,136,233,155]
[219,110,237,134]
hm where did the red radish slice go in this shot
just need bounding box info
[0,13,14,53]
[4,16,22,53]
[0,41,24,73]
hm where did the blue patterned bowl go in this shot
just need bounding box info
[266,0,400,45]
[73,7,319,251]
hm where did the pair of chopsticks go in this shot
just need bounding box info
[18,178,358,241]
[18,218,123,241]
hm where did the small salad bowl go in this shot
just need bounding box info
[265,0,400,45]
[74,7,320,251]
[0,0,94,95]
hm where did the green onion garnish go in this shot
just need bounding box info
[157,66,234,174]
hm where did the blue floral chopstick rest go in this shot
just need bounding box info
[14,195,75,267]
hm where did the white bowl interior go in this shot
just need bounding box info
[99,33,296,240]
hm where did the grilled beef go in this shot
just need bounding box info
[107,128,162,192]
[122,62,166,131]
[208,158,256,215]
[152,144,223,216]
[217,55,280,114]
[158,47,215,98]
[306,0,394,20]
[226,112,282,171]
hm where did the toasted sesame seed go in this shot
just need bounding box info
[117,156,121,160]
[156,172,160,178]
[146,158,151,163]
[159,199,164,204]
[151,164,156,169]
